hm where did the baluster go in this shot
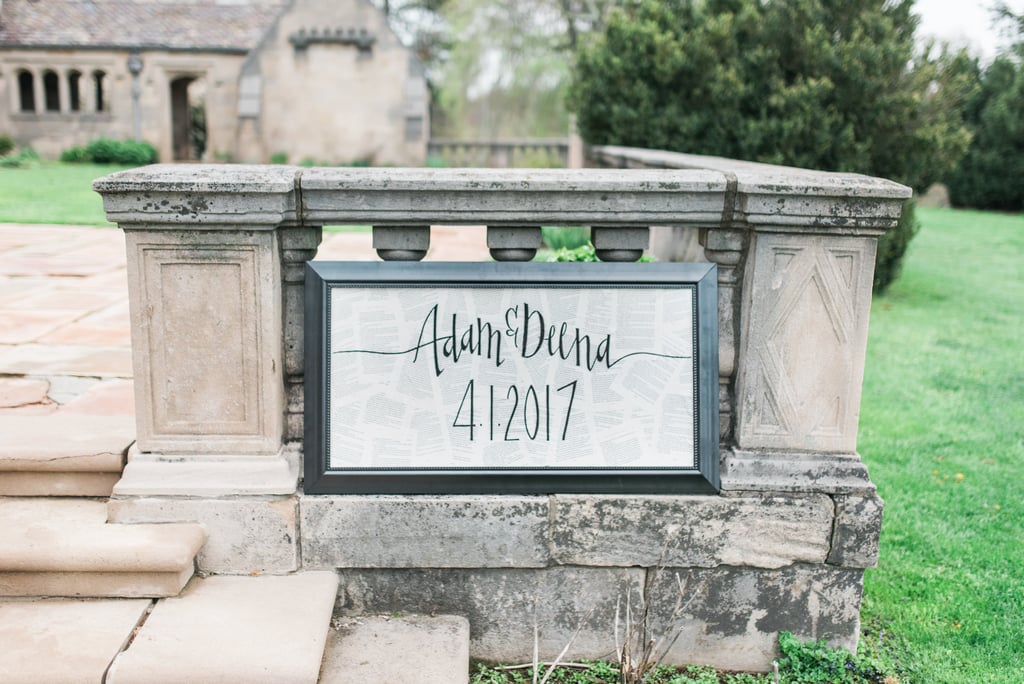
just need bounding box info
[487,226,541,261]
[591,226,649,262]
[373,225,430,261]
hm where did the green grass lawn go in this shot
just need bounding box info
[0,162,132,225]
[859,207,1024,683]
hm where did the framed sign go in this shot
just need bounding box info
[304,262,718,494]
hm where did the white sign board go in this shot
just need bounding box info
[305,263,718,494]
[329,285,695,470]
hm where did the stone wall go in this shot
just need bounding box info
[0,0,428,164]
[238,0,429,165]
[0,47,244,161]
[94,159,909,669]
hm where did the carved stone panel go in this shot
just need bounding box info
[125,230,284,454]
[736,233,876,452]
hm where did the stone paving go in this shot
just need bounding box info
[0,223,490,420]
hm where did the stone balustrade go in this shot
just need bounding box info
[94,159,909,670]
[426,138,570,167]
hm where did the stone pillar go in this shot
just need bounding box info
[83,70,98,114]
[9,67,21,113]
[95,165,303,574]
[735,230,877,453]
[122,227,285,459]
[58,70,71,114]
[701,228,746,443]
[280,225,323,442]
[721,173,903,494]
[31,67,43,114]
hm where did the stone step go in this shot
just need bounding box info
[106,572,339,684]
[0,414,135,496]
[0,498,205,598]
[0,597,151,684]
[319,614,471,684]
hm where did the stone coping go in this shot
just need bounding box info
[93,162,911,231]
[589,145,913,197]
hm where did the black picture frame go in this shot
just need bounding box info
[304,261,719,494]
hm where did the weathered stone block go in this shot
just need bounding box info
[106,572,338,684]
[278,224,323,254]
[300,495,549,568]
[108,496,298,574]
[735,233,876,453]
[336,567,643,663]
[124,229,284,455]
[648,565,864,671]
[0,598,151,684]
[335,565,863,670]
[721,449,876,495]
[0,471,121,497]
[702,228,744,253]
[551,494,834,569]
[319,615,470,684]
[828,494,884,568]
[94,164,299,226]
[112,453,296,497]
[0,414,133,472]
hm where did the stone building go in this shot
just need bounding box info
[0,0,429,165]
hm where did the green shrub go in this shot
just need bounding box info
[549,243,601,262]
[874,199,919,294]
[542,226,590,251]
[571,0,976,293]
[269,151,289,165]
[60,138,158,166]
[85,138,158,165]
[948,55,1024,211]
[59,146,90,163]
[0,147,40,168]
[0,134,14,157]
[548,242,653,263]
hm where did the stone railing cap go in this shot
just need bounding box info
[298,166,727,193]
[92,164,299,195]
[592,146,912,200]
[298,167,729,226]
[94,164,300,228]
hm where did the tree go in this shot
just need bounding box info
[570,0,976,292]
[426,0,633,138]
[433,0,572,137]
[947,4,1024,211]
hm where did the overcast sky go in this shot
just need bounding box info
[915,0,1024,59]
